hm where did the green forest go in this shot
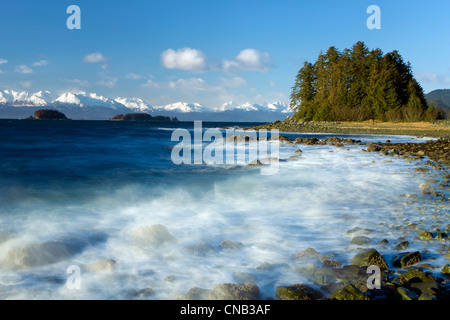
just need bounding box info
[290,41,443,122]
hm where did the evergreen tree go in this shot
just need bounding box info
[290,42,429,122]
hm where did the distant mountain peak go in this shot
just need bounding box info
[0,89,292,121]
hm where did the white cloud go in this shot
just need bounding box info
[417,71,450,85]
[168,77,210,91]
[161,48,207,72]
[223,49,273,72]
[219,76,247,88]
[64,78,90,87]
[141,79,158,88]
[20,81,32,88]
[0,59,7,65]
[126,73,143,80]
[160,48,273,73]
[97,76,117,88]
[32,60,49,66]
[15,65,33,74]
[83,52,107,63]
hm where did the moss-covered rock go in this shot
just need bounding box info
[275,284,323,300]
[351,236,371,245]
[293,247,320,259]
[208,282,259,300]
[392,252,421,268]
[330,284,368,300]
[397,287,418,300]
[393,241,410,251]
[418,230,433,240]
[350,248,388,268]
[442,264,450,275]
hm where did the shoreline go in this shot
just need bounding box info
[251,119,450,139]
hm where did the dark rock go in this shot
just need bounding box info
[31,109,68,120]
[218,240,244,250]
[330,284,368,300]
[350,248,388,269]
[293,247,319,259]
[393,241,410,251]
[392,252,421,268]
[183,287,211,300]
[208,282,259,300]
[275,284,323,300]
[351,236,371,245]
[184,242,215,256]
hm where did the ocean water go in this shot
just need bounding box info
[0,119,446,299]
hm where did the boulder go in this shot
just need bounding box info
[208,282,259,300]
[350,248,388,269]
[85,259,118,273]
[218,240,244,250]
[293,247,320,259]
[330,284,368,300]
[130,224,177,248]
[184,242,215,256]
[0,231,107,270]
[392,252,421,268]
[275,284,323,300]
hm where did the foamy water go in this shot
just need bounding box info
[0,121,446,299]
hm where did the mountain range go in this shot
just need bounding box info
[0,90,293,122]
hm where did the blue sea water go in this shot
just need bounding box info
[0,119,447,299]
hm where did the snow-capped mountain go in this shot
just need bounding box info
[153,102,211,113]
[0,89,293,121]
[0,90,56,106]
[114,97,153,113]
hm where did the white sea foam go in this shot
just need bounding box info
[0,133,446,299]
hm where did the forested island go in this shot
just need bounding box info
[290,41,444,122]
[26,109,68,120]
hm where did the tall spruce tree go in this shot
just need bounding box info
[290,42,430,122]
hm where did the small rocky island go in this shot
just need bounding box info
[110,113,178,122]
[27,109,68,120]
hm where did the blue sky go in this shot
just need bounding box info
[0,0,449,108]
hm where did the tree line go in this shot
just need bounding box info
[290,41,443,122]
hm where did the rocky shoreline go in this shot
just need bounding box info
[173,134,450,300]
[251,118,450,139]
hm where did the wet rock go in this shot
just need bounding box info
[442,265,450,275]
[399,267,436,283]
[275,284,323,300]
[346,227,373,236]
[397,287,418,300]
[131,224,177,248]
[350,248,388,269]
[184,242,215,256]
[208,282,259,300]
[127,288,154,300]
[183,287,211,300]
[330,284,368,300]
[85,259,118,273]
[293,247,319,259]
[322,259,341,268]
[393,241,410,251]
[418,230,433,240]
[218,240,244,250]
[351,236,371,245]
[0,231,107,270]
[418,293,437,300]
[366,145,382,152]
[392,252,421,268]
